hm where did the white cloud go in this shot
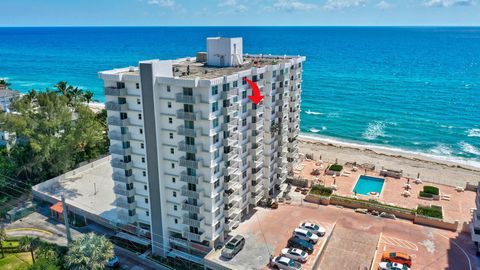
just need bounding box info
[376,0,391,9]
[324,0,367,10]
[424,0,476,7]
[218,0,248,13]
[147,0,175,7]
[272,0,318,11]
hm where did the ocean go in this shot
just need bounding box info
[0,27,479,166]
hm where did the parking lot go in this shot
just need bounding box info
[205,202,475,270]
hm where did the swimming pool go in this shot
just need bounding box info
[353,175,385,196]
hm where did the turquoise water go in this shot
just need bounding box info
[0,27,479,165]
[353,176,385,196]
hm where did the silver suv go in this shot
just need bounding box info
[221,235,245,259]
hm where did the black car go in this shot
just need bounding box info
[287,237,314,254]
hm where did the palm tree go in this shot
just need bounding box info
[54,81,72,97]
[64,233,113,270]
[68,87,84,105]
[0,79,11,88]
[83,90,94,104]
[19,236,39,263]
[0,226,6,258]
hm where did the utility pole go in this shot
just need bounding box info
[61,195,72,244]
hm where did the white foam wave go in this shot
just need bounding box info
[299,133,480,169]
[467,128,480,137]
[430,144,453,156]
[327,112,339,118]
[305,110,323,115]
[322,126,327,131]
[362,121,386,140]
[310,128,320,133]
[460,142,480,156]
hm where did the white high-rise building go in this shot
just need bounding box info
[99,37,305,261]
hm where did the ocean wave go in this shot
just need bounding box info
[460,142,480,156]
[467,128,480,137]
[362,121,386,140]
[430,144,453,156]
[310,128,320,133]
[327,112,339,118]
[305,110,323,115]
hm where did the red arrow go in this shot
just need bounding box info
[244,78,264,105]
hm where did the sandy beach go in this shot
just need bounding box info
[298,135,480,188]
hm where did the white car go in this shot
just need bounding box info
[378,262,410,270]
[292,228,319,244]
[270,256,302,270]
[281,248,309,263]
[299,222,326,236]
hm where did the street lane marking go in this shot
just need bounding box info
[6,227,53,235]
[381,236,418,251]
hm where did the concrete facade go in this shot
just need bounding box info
[99,37,305,261]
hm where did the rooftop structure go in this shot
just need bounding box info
[99,37,305,263]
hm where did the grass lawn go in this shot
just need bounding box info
[0,252,32,270]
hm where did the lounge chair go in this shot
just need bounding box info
[414,178,423,184]
[455,186,465,192]
[441,195,451,201]
[352,166,358,172]
[402,191,411,197]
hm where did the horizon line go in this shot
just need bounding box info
[1,25,479,28]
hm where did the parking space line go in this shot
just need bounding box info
[381,236,418,251]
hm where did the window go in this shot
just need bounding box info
[260,73,264,79]
[215,209,220,217]
[167,85,171,92]
[242,118,247,127]
[215,222,221,231]
[233,81,238,87]
[213,118,219,128]
[146,211,149,217]
[242,170,247,178]
[242,104,247,113]
[174,218,178,224]
[214,179,220,188]
[174,205,177,211]
[144,185,147,190]
[172,177,176,183]
[173,191,177,197]
[242,194,247,202]
[223,83,230,91]
[145,198,148,203]
[169,133,173,139]
[273,70,277,77]
[168,117,173,124]
[136,83,140,89]
[141,143,144,149]
[138,114,142,120]
[242,183,247,191]
[215,194,220,203]
[171,163,175,168]
[141,157,145,163]
[214,149,219,159]
[213,134,219,144]
[242,76,247,85]
[143,171,146,177]
[170,148,174,154]
[167,102,172,108]
[140,128,143,134]
[211,85,218,95]
[137,98,141,104]
[242,90,247,99]
[212,102,218,112]
[214,164,219,174]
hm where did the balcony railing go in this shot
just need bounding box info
[106,102,128,111]
[109,145,132,156]
[224,180,240,191]
[182,202,203,214]
[115,198,136,210]
[108,131,131,141]
[250,192,264,205]
[250,121,264,130]
[180,172,200,184]
[112,172,134,183]
[117,212,137,224]
[113,186,135,197]
[179,157,201,169]
[175,93,200,104]
[177,126,200,137]
[225,218,240,231]
[223,150,238,161]
[222,104,239,115]
[178,142,198,153]
[181,186,200,199]
[107,116,129,126]
[223,137,238,148]
[224,206,240,218]
[252,181,263,193]
[182,215,204,227]
[182,230,204,243]
[104,87,128,96]
[176,110,199,121]
[224,194,240,205]
[111,159,132,170]
[221,88,239,99]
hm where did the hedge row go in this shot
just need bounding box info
[419,191,434,198]
[329,164,343,172]
[416,205,443,219]
[331,195,416,214]
[423,185,439,195]
[310,185,334,196]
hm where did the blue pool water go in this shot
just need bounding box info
[353,176,385,196]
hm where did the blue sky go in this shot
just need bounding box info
[1,0,479,26]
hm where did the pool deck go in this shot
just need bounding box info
[294,159,476,223]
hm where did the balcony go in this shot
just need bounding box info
[225,218,240,231]
[107,116,129,126]
[180,172,200,184]
[251,181,263,193]
[178,142,198,153]
[176,110,200,121]
[224,206,241,219]
[250,134,263,144]
[288,130,300,138]
[250,146,263,156]
[225,180,240,191]
[106,101,128,111]
[109,145,132,156]
[250,191,264,205]
[250,121,264,130]
[117,212,137,224]
[111,159,132,170]
[221,88,238,99]
[113,186,135,197]
[276,168,288,178]
[222,104,239,115]
[182,230,204,243]
[222,123,237,132]
[104,87,128,96]
[251,170,263,182]
[108,131,131,141]
[277,87,286,95]
[177,126,200,137]
[224,193,240,205]
[223,166,239,177]
[223,150,238,162]
[182,201,203,214]
[276,99,285,107]
[179,157,200,169]
[250,158,263,169]
[277,74,285,82]
[115,198,136,210]
[183,215,204,227]
[175,93,200,104]
[223,137,238,148]
[112,172,134,183]
[181,186,200,199]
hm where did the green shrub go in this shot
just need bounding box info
[419,191,434,198]
[329,164,343,172]
[310,185,333,197]
[331,195,416,214]
[423,186,439,195]
[416,205,443,219]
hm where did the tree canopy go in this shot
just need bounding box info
[64,233,114,270]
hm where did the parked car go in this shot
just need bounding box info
[299,222,326,236]
[293,228,319,244]
[270,256,302,270]
[378,261,410,270]
[281,248,309,263]
[380,212,396,219]
[287,237,314,254]
[381,252,412,267]
[106,256,120,268]
[221,235,245,259]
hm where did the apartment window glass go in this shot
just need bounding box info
[141,157,145,163]
[174,219,178,224]
[146,211,149,217]
[233,81,238,88]
[167,85,171,92]
[167,102,172,108]
[183,87,193,95]
[215,222,221,231]
[143,171,146,176]
[242,170,247,178]
[242,194,247,202]
[214,180,220,188]
[260,73,264,79]
[214,164,219,174]
[170,148,174,154]
[144,185,147,190]
[168,117,173,124]
[242,76,247,85]
[212,102,218,112]
[136,83,140,89]
[273,70,277,77]
[222,83,230,91]
[173,191,177,197]
[233,96,238,103]
[174,205,177,211]
[213,134,219,144]
[252,75,258,82]
[171,163,175,168]
[137,98,141,104]
[145,198,148,203]
[242,118,247,127]
[215,194,220,203]
[242,183,247,191]
[213,118,219,128]
[242,104,247,113]
[140,128,143,134]
[169,133,173,139]
[272,83,276,90]
[141,143,144,149]
[211,85,218,95]
[242,90,247,99]
[214,149,219,159]
[172,177,176,183]
[215,209,220,217]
